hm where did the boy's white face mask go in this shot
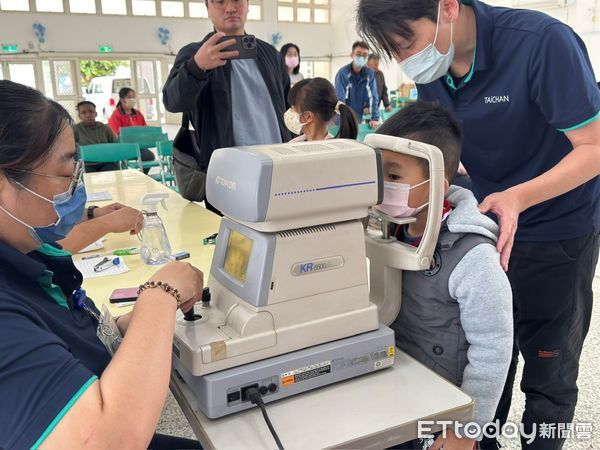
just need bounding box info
[375,180,430,218]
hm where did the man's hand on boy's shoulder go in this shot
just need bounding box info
[430,428,475,450]
[478,187,526,272]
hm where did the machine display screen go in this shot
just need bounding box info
[223,230,253,284]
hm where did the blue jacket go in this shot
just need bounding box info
[334,64,379,121]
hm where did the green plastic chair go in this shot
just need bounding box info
[328,125,340,137]
[152,140,176,186]
[357,123,377,143]
[119,126,165,149]
[380,107,400,122]
[120,127,168,172]
[80,143,142,171]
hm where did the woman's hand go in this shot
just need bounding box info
[93,202,127,218]
[98,206,143,235]
[149,261,204,313]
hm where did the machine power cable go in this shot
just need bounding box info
[245,387,284,450]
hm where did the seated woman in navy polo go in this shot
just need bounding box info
[0,80,203,450]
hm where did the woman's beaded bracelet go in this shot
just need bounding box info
[138,281,181,308]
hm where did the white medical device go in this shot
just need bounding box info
[172,139,396,418]
[363,134,446,325]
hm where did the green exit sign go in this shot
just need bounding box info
[1,44,18,53]
[99,45,113,53]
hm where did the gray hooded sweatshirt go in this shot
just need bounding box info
[392,186,513,434]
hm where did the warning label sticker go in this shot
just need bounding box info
[281,360,332,387]
[375,356,395,370]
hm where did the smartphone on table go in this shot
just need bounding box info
[109,287,138,304]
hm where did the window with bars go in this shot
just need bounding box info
[277,0,329,24]
[0,0,263,18]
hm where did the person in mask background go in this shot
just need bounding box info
[334,41,379,129]
[108,87,156,171]
[280,43,304,87]
[0,80,204,450]
[286,77,358,142]
[357,1,600,448]
[373,101,512,450]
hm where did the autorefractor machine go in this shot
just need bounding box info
[171,137,445,419]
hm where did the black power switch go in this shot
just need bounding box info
[227,391,241,403]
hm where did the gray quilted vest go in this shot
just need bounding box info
[391,225,494,386]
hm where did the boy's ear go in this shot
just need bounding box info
[443,177,450,196]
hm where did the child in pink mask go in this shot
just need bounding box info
[372,101,513,450]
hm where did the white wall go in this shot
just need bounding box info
[330,0,421,93]
[1,0,598,82]
[0,0,332,59]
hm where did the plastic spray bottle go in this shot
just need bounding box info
[140,193,172,265]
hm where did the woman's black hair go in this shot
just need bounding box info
[0,80,72,182]
[280,43,301,75]
[288,78,358,140]
[117,87,136,114]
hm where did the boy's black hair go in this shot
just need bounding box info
[368,54,381,62]
[76,100,96,111]
[357,0,450,60]
[280,43,301,75]
[376,101,463,181]
[352,41,370,52]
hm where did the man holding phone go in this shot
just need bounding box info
[163,0,290,204]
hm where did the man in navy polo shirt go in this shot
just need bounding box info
[357,1,600,449]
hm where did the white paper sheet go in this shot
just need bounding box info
[87,191,113,202]
[74,256,130,279]
[78,239,105,253]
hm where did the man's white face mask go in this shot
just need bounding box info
[398,1,455,84]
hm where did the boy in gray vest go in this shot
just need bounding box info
[374,102,513,450]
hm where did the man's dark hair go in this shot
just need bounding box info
[0,80,72,181]
[280,43,301,75]
[352,41,370,52]
[356,0,440,59]
[368,54,381,62]
[76,100,96,111]
[376,101,463,181]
